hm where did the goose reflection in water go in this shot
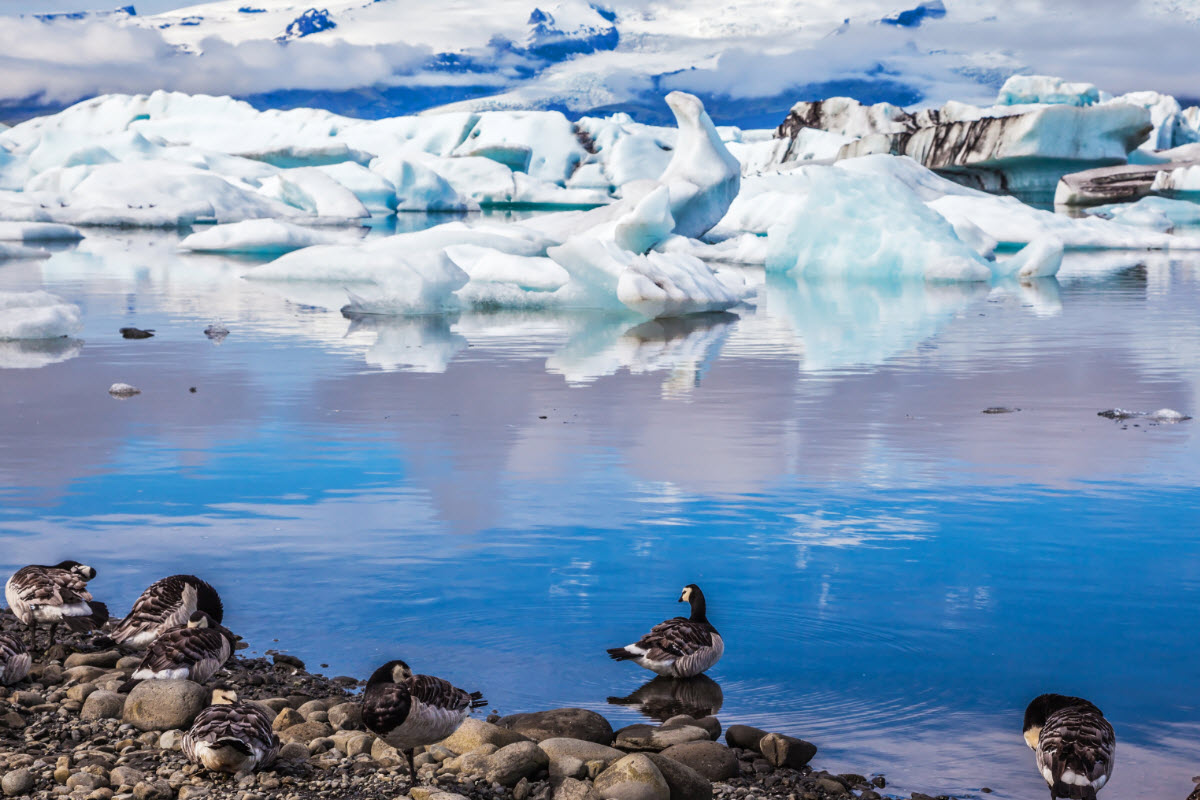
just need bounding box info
[607,674,724,722]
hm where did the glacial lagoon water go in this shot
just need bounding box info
[2,225,1200,799]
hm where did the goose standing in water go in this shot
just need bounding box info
[1023,694,1116,799]
[607,584,723,678]
[111,575,224,649]
[362,660,487,779]
[5,561,108,649]
[123,611,233,690]
[0,633,31,686]
[183,687,280,775]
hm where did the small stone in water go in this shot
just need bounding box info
[108,383,141,397]
[120,327,155,339]
[981,407,1019,414]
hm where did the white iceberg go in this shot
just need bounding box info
[1151,164,1200,197]
[997,75,1101,107]
[256,167,370,221]
[1086,196,1200,231]
[178,219,359,254]
[0,290,83,339]
[369,155,476,212]
[995,236,1063,280]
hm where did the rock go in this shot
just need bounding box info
[81,691,125,721]
[296,699,327,719]
[370,738,401,763]
[67,773,106,792]
[614,724,709,752]
[11,691,41,707]
[273,708,305,730]
[108,383,141,397]
[554,778,599,800]
[0,712,24,730]
[115,656,143,670]
[258,697,291,713]
[177,787,209,800]
[643,753,713,800]
[277,720,333,745]
[813,776,849,796]
[64,651,122,669]
[440,718,532,753]
[327,702,362,730]
[67,684,97,703]
[658,742,738,782]
[498,709,614,745]
[486,741,549,786]
[2,768,33,797]
[108,768,144,790]
[539,739,625,772]
[65,666,108,684]
[757,733,817,769]
[39,665,64,685]
[158,730,183,751]
[278,742,309,762]
[330,731,373,758]
[594,754,670,800]
[551,756,586,779]
[132,781,171,800]
[723,725,769,752]
[123,680,208,732]
[661,716,720,742]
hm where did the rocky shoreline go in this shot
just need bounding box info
[0,614,958,800]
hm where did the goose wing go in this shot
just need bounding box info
[114,576,204,642]
[139,628,228,674]
[363,681,411,734]
[634,617,717,661]
[11,566,92,606]
[410,674,474,713]
[1037,705,1116,794]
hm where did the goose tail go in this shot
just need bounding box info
[607,647,637,662]
[469,691,488,710]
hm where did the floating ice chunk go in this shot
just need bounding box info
[1108,91,1199,151]
[996,236,1063,280]
[108,382,141,397]
[1098,407,1191,422]
[338,250,469,316]
[0,221,84,241]
[997,75,1100,107]
[657,91,741,239]
[443,245,569,291]
[762,167,992,282]
[0,338,82,369]
[1151,164,1200,196]
[315,162,398,213]
[178,219,354,254]
[0,291,82,339]
[614,185,675,253]
[256,167,369,220]
[549,237,746,318]
[369,155,476,212]
[451,111,586,183]
[0,242,51,259]
[419,156,517,207]
[1087,196,1200,230]
[928,193,1200,249]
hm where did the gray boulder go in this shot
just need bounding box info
[614,723,710,751]
[64,650,121,669]
[644,753,713,800]
[486,741,549,786]
[81,690,125,721]
[539,738,625,771]
[498,708,614,745]
[658,742,738,782]
[440,718,531,753]
[2,768,33,797]
[277,720,333,745]
[757,733,817,769]
[723,725,768,751]
[122,680,208,732]
[328,702,362,731]
[594,754,670,800]
[553,778,599,800]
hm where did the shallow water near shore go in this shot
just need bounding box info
[2,225,1200,799]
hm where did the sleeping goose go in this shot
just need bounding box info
[0,632,31,686]
[123,611,233,690]
[5,561,108,649]
[183,687,280,775]
[1023,693,1116,799]
[111,575,224,649]
[607,583,723,677]
[362,660,487,778]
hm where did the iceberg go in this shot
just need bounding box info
[1151,164,1200,197]
[369,155,477,212]
[656,92,742,239]
[0,291,83,339]
[0,221,84,242]
[178,219,361,254]
[997,75,1100,107]
[255,167,370,221]
[1085,196,1200,231]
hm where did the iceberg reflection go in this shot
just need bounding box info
[0,336,82,369]
[546,311,738,395]
[343,312,467,373]
[763,274,988,373]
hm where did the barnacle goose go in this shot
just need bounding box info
[1023,694,1116,799]
[362,660,487,778]
[112,575,223,649]
[0,632,31,686]
[123,611,233,691]
[606,583,723,678]
[5,561,108,649]
[183,687,280,775]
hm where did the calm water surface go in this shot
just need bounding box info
[2,226,1199,799]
